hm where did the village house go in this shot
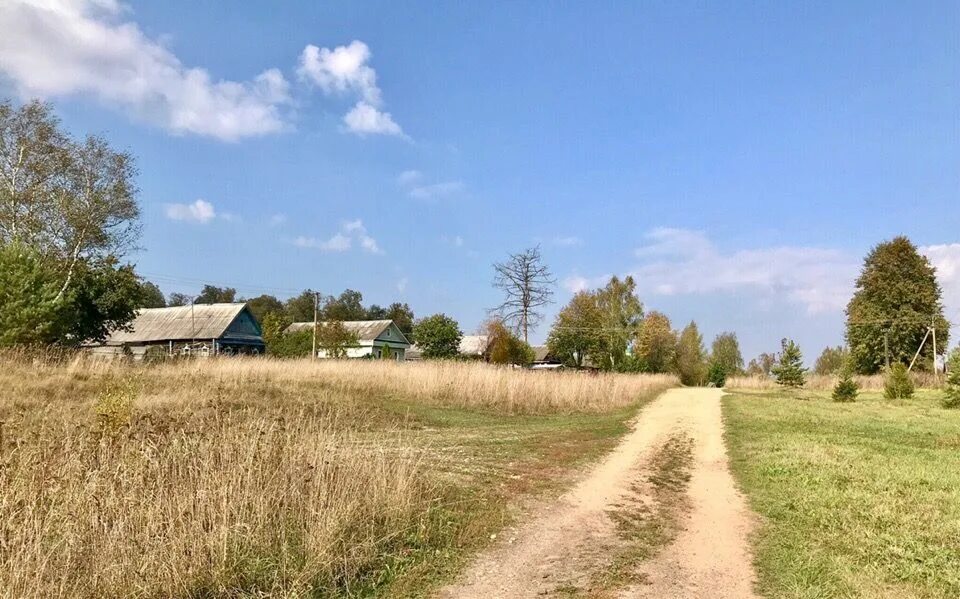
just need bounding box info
[285,319,411,360]
[87,303,265,359]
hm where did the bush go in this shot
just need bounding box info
[707,362,727,387]
[942,350,960,409]
[413,314,462,359]
[832,370,859,402]
[884,363,914,400]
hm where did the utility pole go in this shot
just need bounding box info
[932,316,938,383]
[312,291,321,360]
[884,331,890,370]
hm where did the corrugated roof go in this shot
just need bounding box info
[104,303,249,344]
[285,320,397,342]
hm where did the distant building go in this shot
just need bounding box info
[285,320,411,360]
[530,345,564,370]
[87,303,265,359]
[459,335,490,358]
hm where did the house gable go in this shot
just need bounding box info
[373,322,411,347]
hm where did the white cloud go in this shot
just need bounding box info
[553,236,583,247]
[628,228,857,315]
[397,169,422,185]
[0,0,291,141]
[269,213,287,227]
[441,234,465,248]
[298,40,403,137]
[408,181,464,200]
[396,277,408,293]
[343,102,402,136]
[293,219,382,254]
[562,276,590,294]
[164,199,216,224]
[922,243,960,335]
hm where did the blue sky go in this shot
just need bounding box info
[1,0,958,361]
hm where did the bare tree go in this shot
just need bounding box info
[491,245,555,343]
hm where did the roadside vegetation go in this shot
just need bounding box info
[724,387,960,598]
[0,352,675,598]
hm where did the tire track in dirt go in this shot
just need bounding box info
[435,388,758,599]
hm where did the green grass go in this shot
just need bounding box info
[723,388,960,599]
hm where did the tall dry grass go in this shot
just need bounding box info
[0,353,676,598]
[727,371,942,391]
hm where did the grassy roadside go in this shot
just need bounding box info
[723,388,960,599]
[0,356,674,598]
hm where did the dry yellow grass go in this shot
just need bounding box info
[727,372,941,391]
[0,353,676,598]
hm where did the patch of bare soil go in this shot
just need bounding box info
[435,388,758,599]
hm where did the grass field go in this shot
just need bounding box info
[723,387,960,599]
[0,353,675,598]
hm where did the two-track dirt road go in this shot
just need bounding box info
[437,388,759,598]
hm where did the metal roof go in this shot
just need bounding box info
[103,303,250,345]
[285,320,403,342]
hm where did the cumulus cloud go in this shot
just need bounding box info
[293,219,382,254]
[164,199,217,224]
[628,228,858,314]
[298,40,403,136]
[921,243,960,332]
[0,0,291,141]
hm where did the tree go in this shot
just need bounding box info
[195,284,236,304]
[492,246,555,342]
[546,291,604,368]
[167,292,191,307]
[942,349,960,409]
[323,289,366,321]
[139,281,166,308]
[745,352,776,376]
[0,244,143,346]
[772,339,806,388]
[675,321,707,386]
[385,302,415,338]
[710,332,744,379]
[262,311,310,358]
[413,314,462,359]
[316,321,359,359]
[366,304,387,319]
[245,294,283,322]
[636,311,677,373]
[285,289,320,322]
[0,100,140,300]
[60,258,144,344]
[708,362,727,387]
[846,237,949,374]
[485,319,534,365]
[593,276,644,370]
[814,346,849,375]
[0,243,62,345]
[832,368,859,402]
[884,363,914,399]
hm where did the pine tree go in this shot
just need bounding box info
[832,367,859,402]
[884,363,914,400]
[772,338,806,387]
[942,350,960,409]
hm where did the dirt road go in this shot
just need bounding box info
[436,388,758,599]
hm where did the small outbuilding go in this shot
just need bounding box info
[284,319,411,360]
[88,303,265,359]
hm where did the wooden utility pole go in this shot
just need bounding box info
[884,331,890,370]
[932,316,938,382]
[312,292,321,360]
